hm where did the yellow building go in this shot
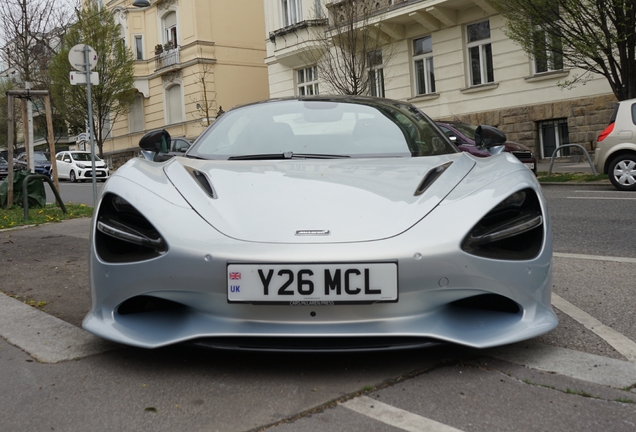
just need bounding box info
[103,0,270,165]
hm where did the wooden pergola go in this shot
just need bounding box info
[5,89,60,206]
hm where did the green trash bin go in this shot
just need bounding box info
[0,170,46,209]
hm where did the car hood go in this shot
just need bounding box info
[163,154,475,243]
[503,141,531,152]
[77,160,106,167]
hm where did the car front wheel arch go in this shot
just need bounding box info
[608,153,636,191]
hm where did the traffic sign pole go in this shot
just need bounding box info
[84,44,98,206]
[69,44,99,206]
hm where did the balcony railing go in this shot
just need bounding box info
[327,0,407,25]
[155,46,180,71]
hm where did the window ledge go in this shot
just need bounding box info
[407,93,440,103]
[461,83,499,94]
[525,70,569,83]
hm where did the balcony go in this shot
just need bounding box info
[155,46,181,72]
[320,0,500,45]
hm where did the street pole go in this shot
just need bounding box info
[84,45,98,206]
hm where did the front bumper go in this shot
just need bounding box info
[78,169,109,179]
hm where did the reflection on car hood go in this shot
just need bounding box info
[164,154,475,243]
[503,141,531,152]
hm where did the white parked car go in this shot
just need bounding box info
[594,98,636,191]
[55,151,110,182]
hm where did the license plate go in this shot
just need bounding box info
[525,163,535,170]
[227,262,398,304]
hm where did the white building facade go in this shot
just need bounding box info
[264,0,616,159]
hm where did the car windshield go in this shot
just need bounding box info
[189,99,457,159]
[34,153,50,162]
[71,152,101,161]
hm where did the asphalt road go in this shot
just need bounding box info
[2,180,636,431]
[45,179,104,207]
[542,184,636,257]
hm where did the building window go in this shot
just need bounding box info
[539,118,569,159]
[166,84,183,124]
[129,94,144,133]
[297,66,319,96]
[533,29,563,74]
[466,20,494,86]
[282,0,302,27]
[368,50,385,97]
[134,35,143,60]
[413,36,435,95]
[314,0,323,18]
[163,11,178,47]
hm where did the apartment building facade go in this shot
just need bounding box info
[264,0,616,159]
[103,0,270,165]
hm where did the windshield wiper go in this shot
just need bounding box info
[291,153,350,159]
[228,152,349,160]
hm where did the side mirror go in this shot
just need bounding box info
[139,129,171,160]
[475,125,507,149]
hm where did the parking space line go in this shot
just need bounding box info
[552,294,636,362]
[0,292,118,363]
[554,252,636,264]
[341,395,464,432]
[566,196,636,200]
[487,341,636,388]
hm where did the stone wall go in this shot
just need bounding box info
[104,149,141,171]
[438,94,617,159]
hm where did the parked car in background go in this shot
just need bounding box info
[0,156,8,180]
[14,151,52,177]
[154,137,192,162]
[594,98,636,191]
[55,151,110,182]
[436,121,537,175]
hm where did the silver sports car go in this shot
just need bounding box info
[83,96,557,351]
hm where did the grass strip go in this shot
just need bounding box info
[0,203,93,229]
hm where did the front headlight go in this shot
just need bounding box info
[95,193,168,263]
[76,163,86,169]
[461,188,544,260]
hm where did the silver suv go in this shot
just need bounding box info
[594,98,636,191]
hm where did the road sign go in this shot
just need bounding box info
[68,44,98,71]
[70,71,99,85]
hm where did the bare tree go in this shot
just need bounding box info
[0,0,76,88]
[0,78,20,152]
[301,0,396,96]
[0,0,76,153]
[492,0,636,101]
[190,64,217,127]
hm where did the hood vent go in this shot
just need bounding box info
[186,167,217,199]
[415,162,453,196]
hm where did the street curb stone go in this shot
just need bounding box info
[0,289,118,363]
